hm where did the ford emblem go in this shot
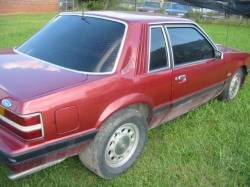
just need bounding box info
[1,99,12,108]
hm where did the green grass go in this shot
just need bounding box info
[0,14,250,186]
[0,14,55,49]
[200,23,250,52]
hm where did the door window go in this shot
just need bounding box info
[167,27,215,66]
[149,27,169,71]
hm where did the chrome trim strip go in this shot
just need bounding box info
[8,158,65,180]
[148,20,195,25]
[164,27,175,68]
[15,14,129,75]
[151,22,217,50]
[147,21,223,69]
[38,113,45,139]
[174,58,214,68]
[0,115,42,132]
[147,25,171,73]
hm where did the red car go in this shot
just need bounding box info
[0,11,249,180]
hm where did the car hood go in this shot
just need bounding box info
[216,44,239,53]
[0,48,88,102]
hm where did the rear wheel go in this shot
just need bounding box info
[79,108,147,179]
[219,69,244,101]
[104,123,140,168]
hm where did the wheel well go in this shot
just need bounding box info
[126,103,152,122]
[240,66,248,85]
[241,65,248,76]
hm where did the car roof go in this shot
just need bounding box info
[60,11,194,24]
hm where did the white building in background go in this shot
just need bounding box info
[192,7,216,14]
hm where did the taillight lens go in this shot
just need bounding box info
[4,110,41,126]
[0,107,43,140]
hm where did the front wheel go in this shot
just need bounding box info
[219,69,244,101]
[79,108,147,179]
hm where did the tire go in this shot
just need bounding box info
[219,69,244,101]
[79,108,148,179]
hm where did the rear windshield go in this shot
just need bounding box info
[17,15,126,73]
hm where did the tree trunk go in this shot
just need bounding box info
[104,0,109,9]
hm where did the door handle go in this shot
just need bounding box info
[175,74,187,82]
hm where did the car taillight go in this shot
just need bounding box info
[0,106,43,140]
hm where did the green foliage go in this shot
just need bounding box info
[78,0,119,10]
[0,14,250,186]
[186,11,204,23]
[77,0,104,10]
[105,0,119,9]
[86,1,104,10]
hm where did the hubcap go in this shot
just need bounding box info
[104,123,139,168]
[229,72,241,99]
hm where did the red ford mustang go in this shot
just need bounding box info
[0,11,249,180]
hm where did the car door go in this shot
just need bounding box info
[139,25,173,128]
[162,25,226,120]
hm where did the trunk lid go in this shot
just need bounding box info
[0,49,87,102]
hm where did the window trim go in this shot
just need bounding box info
[149,22,218,50]
[165,24,219,67]
[15,13,129,75]
[148,25,171,73]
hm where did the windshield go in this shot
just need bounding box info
[144,2,161,9]
[17,15,126,73]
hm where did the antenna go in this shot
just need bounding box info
[82,4,85,19]
[80,3,89,24]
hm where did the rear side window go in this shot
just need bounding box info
[149,27,168,71]
[167,27,215,66]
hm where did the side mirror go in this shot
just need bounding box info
[215,50,223,60]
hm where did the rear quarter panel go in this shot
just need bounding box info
[12,22,150,147]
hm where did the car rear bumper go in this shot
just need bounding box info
[0,130,97,180]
